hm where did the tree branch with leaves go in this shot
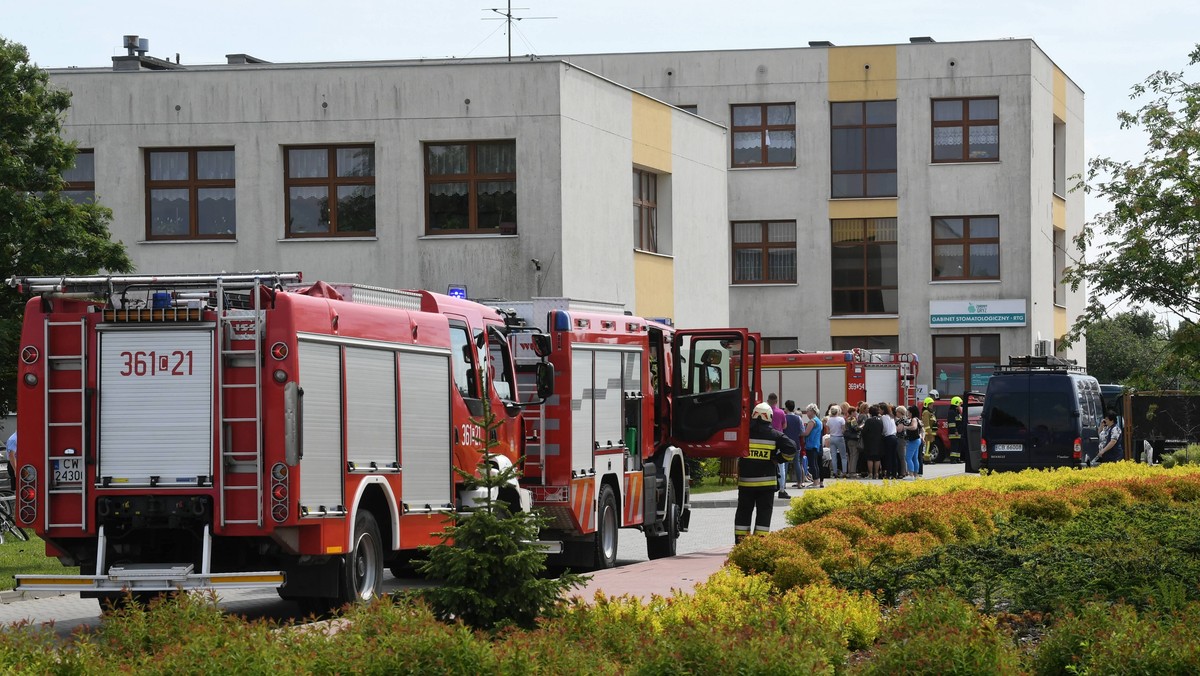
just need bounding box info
[0,37,133,416]
[1064,44,1200,383]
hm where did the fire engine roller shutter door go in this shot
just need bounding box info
[865,367,899,405]
[98,328,214,485]
[779,369,817,409]
[398,350,452,509]
[824,368,847,407]
[570,348,594,474]
[593,349,624,451]
[344,347,398,468]
[298,341,344,511]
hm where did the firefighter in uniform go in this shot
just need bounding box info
[734,402,797,544]
[921,396,938,463]
[946,395,965,462]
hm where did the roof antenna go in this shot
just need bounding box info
[483,1,554,62]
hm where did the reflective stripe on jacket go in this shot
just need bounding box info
[738,420,796,488]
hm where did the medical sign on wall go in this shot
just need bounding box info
[929,299,1027,327]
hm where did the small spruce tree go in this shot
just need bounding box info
[417,383,587,631]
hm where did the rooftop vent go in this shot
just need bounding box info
[226,54,271,65]
[808,41,835,47]
[909,36,936,43]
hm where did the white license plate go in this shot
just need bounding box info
[993,444,1024,453]
[54,457,83,484]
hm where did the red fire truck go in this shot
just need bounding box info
[506,299,758,568]
[760,350,919,411]
[8,273,757,608]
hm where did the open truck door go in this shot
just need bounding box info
[671,330,759,457]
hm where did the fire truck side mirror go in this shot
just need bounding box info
[531,333,551,358]
[535,362,555,400]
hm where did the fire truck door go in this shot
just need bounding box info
[297,340,345,512]
[671,330,757,448]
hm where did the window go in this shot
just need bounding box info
[1054,228,1067,306]
[145,148,236,240]
[633,169,658,251]
[425,140,516,235]
[732,221,796,284]
[731,103,796,167]
[763,337,799,354]
[831,336,900,352]
[831,218,897,314]
[932,97,999,162]
[285,145,375,237]
[449,322,481,400]
[677,105,699,115]
[831,101,897,198]
[1053,119,1066,195]
[63,150,95,204]
[932,334,1000,394]
[931,216,1000,280]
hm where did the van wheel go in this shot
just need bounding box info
[593,484,619,569]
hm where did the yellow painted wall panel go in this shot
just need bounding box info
[829,317,899,336]
[1052,195,1066,229]
[829,199,898,219]
[634,251,675,320]
[1052,66,1067,122]
[632,93,672,172]
[828,46,897,101]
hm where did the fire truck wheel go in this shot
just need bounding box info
[930,441,946,464]
[339,511,384,605]
[594,484,619,570]
[646,482,680,560]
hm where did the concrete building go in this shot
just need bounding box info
[49,36,1085,395]
[567,38,1086,395]
[47,53,731,329]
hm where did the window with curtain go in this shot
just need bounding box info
[732,221,796,284]
[145,148,236,240]
[831,218,898,315]
[932,97,999,162]
[731,103,796,167]
[284,145,375,237]
[633,169,658,251]
[425,140,516,235]
[831,336,900,352]
[830,101,897,198]
[931,216,1000,280]
[63,150,96,204]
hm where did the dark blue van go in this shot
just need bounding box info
[981,356,1104,471]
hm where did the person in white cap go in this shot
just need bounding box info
[733,402,797,544]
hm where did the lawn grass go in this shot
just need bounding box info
[0,534,78,590]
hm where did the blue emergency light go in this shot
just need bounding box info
[447,284,468,299]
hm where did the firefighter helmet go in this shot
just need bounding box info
[950,396,963,406]
[929,389,940,400]
[923,396,935,409]
[752,402,773,421]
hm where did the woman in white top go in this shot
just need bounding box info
[880,403,898,479]
[825,405,847,478]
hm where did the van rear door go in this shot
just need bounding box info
[1027,375,1081,467]
[983,374,1030,467]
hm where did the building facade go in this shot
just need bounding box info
[48,56,731,328]
[48,36,1085,396]
[568,38,1085,395]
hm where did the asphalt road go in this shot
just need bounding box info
[0,463,967,637]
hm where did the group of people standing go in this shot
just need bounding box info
[734,391,968,543]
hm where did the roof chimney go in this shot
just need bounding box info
[808,41,835,47]
[909,36,936,43]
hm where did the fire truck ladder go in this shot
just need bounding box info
[44,317,88,530]
[216,278,267,527]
